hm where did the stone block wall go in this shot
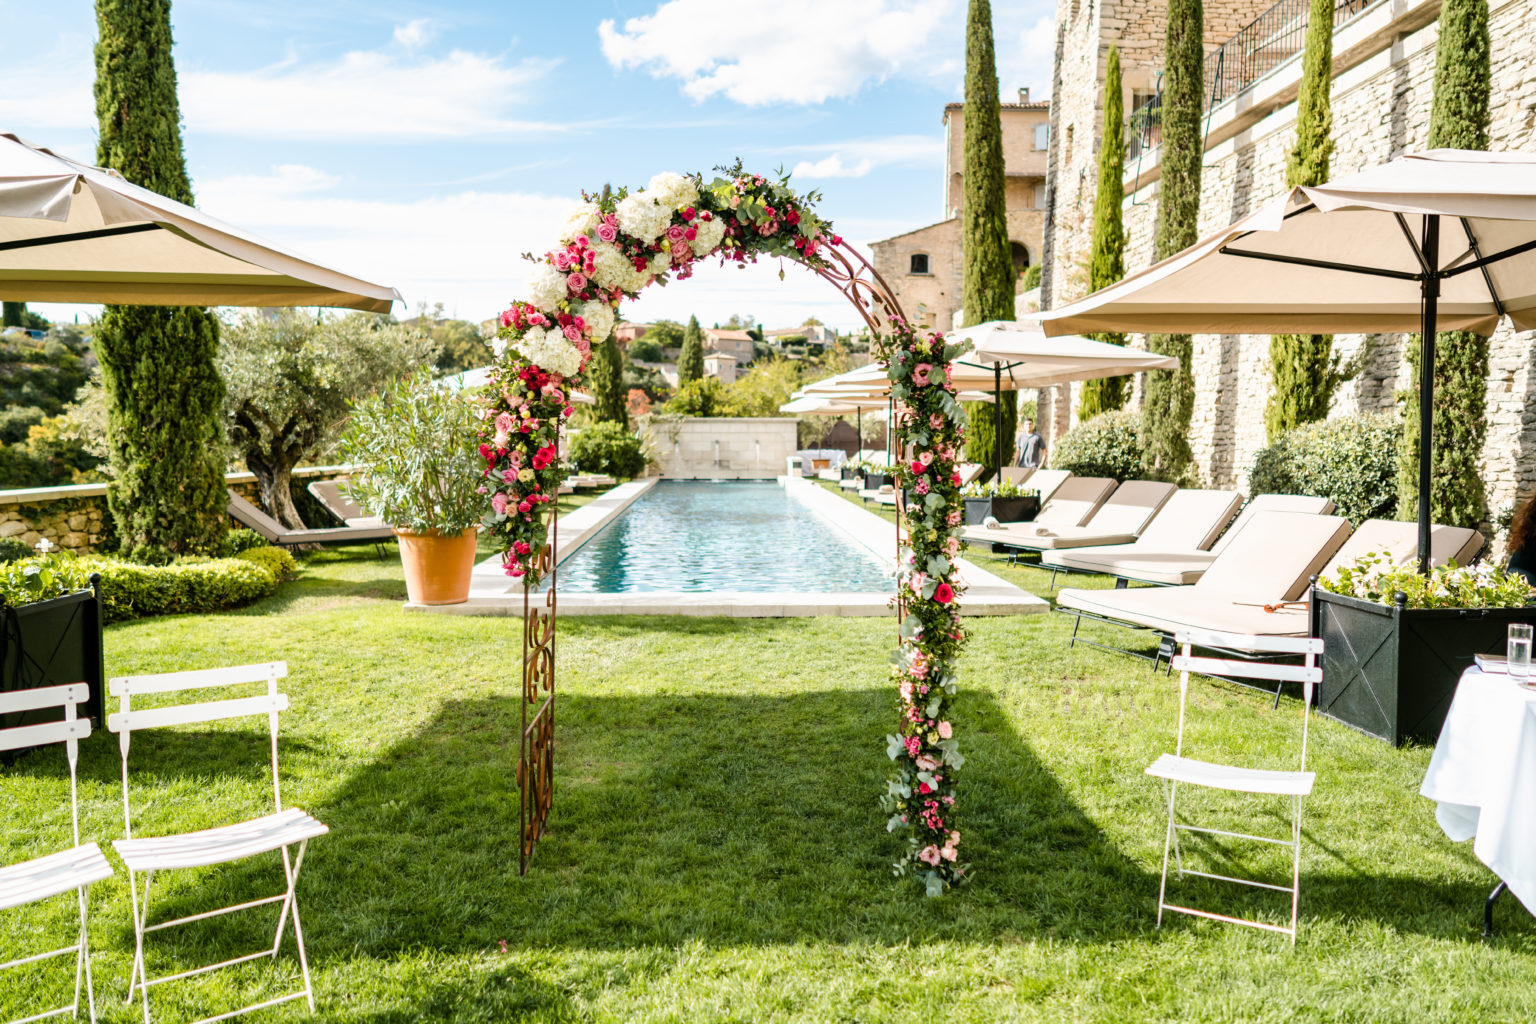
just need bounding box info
[642,418,798,479]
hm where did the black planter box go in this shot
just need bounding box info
[840,466,856,481]
[864,472,892,491]
[1312,587,1536,745]
[1,577,106,740]
[963,495,1040,525]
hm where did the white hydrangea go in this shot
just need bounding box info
[514,326,583,377]
[560,201,601,243]
[689,216,728,256]
[647,171,699,212]
[616,190,672,244]
[648,251,671,276]
[590,241,634,291]
[524,262,568,312]
[579,300,615,342]
[491,335,508,358]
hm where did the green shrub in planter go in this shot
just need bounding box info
[569,421,646,479]
[1249,412,1401,523]
[1053,410,1144,480]
[235,545,299,582]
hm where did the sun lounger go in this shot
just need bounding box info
[959,477,1141,550]
[228,490,395,549]
[1041,493,1334,586]
[1036,488,1242,586]
[307,478,386,528]
[999,467,1070,502]
[1314,517,1484,574]
[957,463,986,487]
[1058,510,1354,654]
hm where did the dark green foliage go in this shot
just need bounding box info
[2,303,25,328]
[0,328,90,415]
[590,334,628,428]
[1396,0,1492,530]
[94,0,226,559]
[568,421,646,479]
[623,361,671,402]
[1081,46,1130,421]
[1021,264,1042,291]
[678,316,705,383]
[666,377,729,416]
[1249,412,1402,524]
[627,337,664,363]
[1141,0,1203,482]
[1,551,278,621]
[961,0,1014,327]
[216,528,268,556]
[1052,410,1144,480]
[1268,0,1338,440]
[234,544,299,581]
[408,307,491,375]
[0,539,33,564]
[963,396,1015,475]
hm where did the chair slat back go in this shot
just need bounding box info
[0,682,90,847]
[108,662,290,840]
[1171,631,1321,772]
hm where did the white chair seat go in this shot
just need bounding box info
[114,808,328,873]
[1147,753,1315,797]
[0,843,113,911]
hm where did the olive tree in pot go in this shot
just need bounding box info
[340,371,486,605]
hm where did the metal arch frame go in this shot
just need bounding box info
[515,237,919,874]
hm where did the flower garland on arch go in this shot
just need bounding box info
[479,163,839,582]
[874,318,971,897]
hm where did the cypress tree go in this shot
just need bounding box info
[94,0,226,559]
[1,303,25,328]
[1080,45,1129,421]
[591,333,628,428]
[963,396,1016,475]
[678,315,705,384]
[1140,0,1203,482]
[961,0,1014,329]
[1396,0,1492,529]
[1267,0,1337,441]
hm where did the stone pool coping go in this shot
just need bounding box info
[407,475,1047,618]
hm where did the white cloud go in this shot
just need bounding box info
[995,10,1057,101]
[599,0,960,106]
[788,134,944,180]
[791,155,875,179]
[393,18,435,49]
[0,36,94,133]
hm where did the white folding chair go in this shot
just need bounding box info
[0,683,113,1023]
[1146,628,1322,944]
[107,662,328,1024]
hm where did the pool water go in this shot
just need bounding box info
[551,480,894,593]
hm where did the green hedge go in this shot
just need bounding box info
[1248,412,1402,523]
[569,421,646,478]
[235,545,299,581]
[1052,410,1144,480]
[0,548,289,622]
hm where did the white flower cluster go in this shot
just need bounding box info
[646,171,699,212]
[514,327,582,377]
[616,191,672,244]
[524,262,568,312]
[647,251,671,275]
[578,299,615,342]
[561,201,600,242]
[590,241,650,292]
[690,215,727,256]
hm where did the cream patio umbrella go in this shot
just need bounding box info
[0,133,401,311]
[1037,149,1536,571]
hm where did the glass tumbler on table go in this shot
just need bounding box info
[1510,623,1534,683]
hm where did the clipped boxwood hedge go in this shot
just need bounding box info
[1248,412,1402,524]
[1052,409,1145,481]
[235,545,299,581]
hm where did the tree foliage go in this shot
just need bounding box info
[1081,45,1129,421]
[727,357,804,417]
[678,315,705,384]
[1396,0,1492,530]
[627,337,664,363]
[963,397,1016,476]
[590,333,628,428]
[1141,0,1202,482]
[408,304,492,375]
[221,309,438,529]
[94,0,226,559]
[961,0,1015,328]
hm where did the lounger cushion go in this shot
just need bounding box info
[1317,519,1485,576]
[1209,494,1335,555]
[1042,548,1216,585]
[1130,489,1244,551]
[1194,511,1351,602]
[1057,586,1311,643]
[1033,476,1116,528]
[1022,469,1071,502]
[961,523,1139,550]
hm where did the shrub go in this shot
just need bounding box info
[1248,412,1402,524]
[235,546,299,582]
[218,528,268,556]
[569,422,646,479]
[0,538,34,564]
[1052,410,1144,480]
[0,552,282,622]
[666,378,730,416]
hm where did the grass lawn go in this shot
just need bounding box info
[4,504,1535,1022]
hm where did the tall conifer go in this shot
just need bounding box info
[591,334,628,428]
[94,0,226,557]
[1080,45,1128,420]
[1396,0,1492,529]
[1141,0,1202,481]
[678,316,705,384]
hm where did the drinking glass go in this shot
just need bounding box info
[1510,623,1534,683]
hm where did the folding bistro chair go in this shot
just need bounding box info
[0,682,113,1023]
[1146,629,1322,943]
[107,662,328,1024]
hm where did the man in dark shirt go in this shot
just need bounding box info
[1017,418,1045,469]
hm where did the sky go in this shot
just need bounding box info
[0,0,1056,331]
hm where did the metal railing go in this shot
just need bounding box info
[1204,0,1382,111]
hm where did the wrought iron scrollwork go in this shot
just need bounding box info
[518,520,556,875]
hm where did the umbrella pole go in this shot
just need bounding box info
[1417,215,1440,576]
[993,365,1003,481]
[857,408,862,453]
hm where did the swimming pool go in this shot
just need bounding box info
[550,479,895,594]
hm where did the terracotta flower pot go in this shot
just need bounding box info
[394,528,478,605]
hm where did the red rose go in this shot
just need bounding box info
[934,583,954,605]
[911,460,925,474]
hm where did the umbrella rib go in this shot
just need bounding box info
[1392,214,1435,277]
[1217,245,1420,281]
[0,222,159,253]
[1440,235,1536,283]
[1458,218,1506,317]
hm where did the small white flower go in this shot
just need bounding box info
[34,537,54,554]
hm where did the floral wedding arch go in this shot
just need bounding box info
[478,164,971,895]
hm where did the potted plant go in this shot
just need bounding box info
[961,479,1041,525]
[863,460,895,491]
[0,543,105,740]
[339,371,487,605]
[1312,553,1536,744]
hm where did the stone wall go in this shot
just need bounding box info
[1041,0,1536,524]
[641,418,798,479]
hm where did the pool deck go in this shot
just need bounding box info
[408,475,1048,618]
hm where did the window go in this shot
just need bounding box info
[1010,243,1031,276]
[909,253,930,275]
[1034,123,1050,150]
[1034,184,1047,209]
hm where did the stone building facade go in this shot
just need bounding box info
[1039,0,1536,522]
[871,91,1052,331]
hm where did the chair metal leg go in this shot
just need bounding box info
[1289,795,1303,945]
[125,868,154,1024]
[1484,880,1508,938]
[77,883,97,1023]
[1157,780,1178,927]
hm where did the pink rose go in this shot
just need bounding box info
[495,412,515,435]
[597,223,618,243]
[946,510,962,526]
[491,492,509,514]
[919,451,934,466]
[910,460,925,475]
[912,363,932,386]
[937,720,953,739]
[518,501,532,514]
[575,234,590,248]
[934,583,954,605]
[566,272,587,292]
[563,324,582,342]
[941,845,957,862]
[918,845,941,867]
[667,224,686,243]
[684,226,697,241]
[513,540,531,555]
[929,413,944,429]
[552,250,572,271]
[915,755,939,771]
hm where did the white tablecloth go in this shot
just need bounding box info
[1420,667,1536,915]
